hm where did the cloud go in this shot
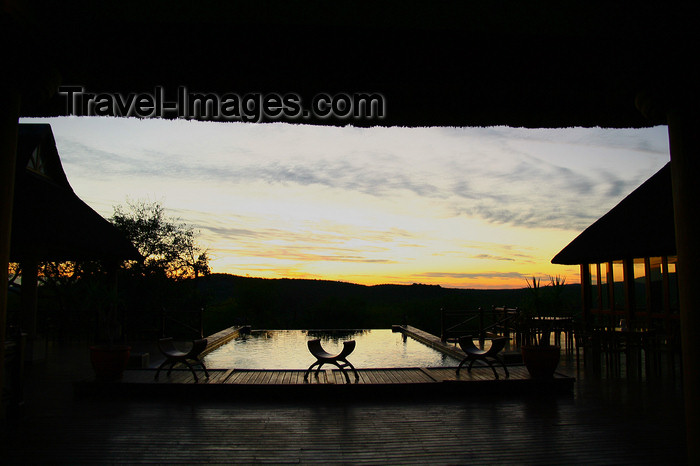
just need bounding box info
[220,245,396,264]
[418,271,528,280]
[202,225,281,240]
[37,117,671,244]
[471,254,516,262]
[444,140,668,231]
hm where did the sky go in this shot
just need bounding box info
[20,116,671,289]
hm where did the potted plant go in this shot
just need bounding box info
[519,276,561,378]
[86,272,131,382]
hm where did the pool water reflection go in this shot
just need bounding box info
[203,329,460,369]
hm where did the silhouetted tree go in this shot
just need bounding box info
[108,199,211,339]
[110,199,209,280]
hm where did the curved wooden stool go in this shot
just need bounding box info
[456,336,509,379]
[155,337,210,382]
[304,339,359,383]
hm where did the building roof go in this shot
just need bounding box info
[10,124,141,263]
[551,163,676,265]
[10,2,700,129]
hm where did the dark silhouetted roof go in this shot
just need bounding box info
[10,124,141,263]
[9,2,700,128]
[551,163,675,265]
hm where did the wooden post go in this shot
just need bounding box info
[662,256,672,316]
[580,264,592,330]
[644,257,653,321]
[667,108,700,465]
[623,258,636,324]
[596,263,603,319]
[19,259,39,360]
[606,261,614,327]
[0,90,20,419]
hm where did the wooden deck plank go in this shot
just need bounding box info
[386,369,404,384]
[371,369,389,384]
[223,370,245,384]
[274,370,286,384]
[280,370,291,384]
[402,368,428,383]
[271,370,286,384]
[263,371,279,384]
[374,369,392,383]
[203,369,226,384]
[386,369,402,384]
[260,370,276,385]
[358,369,373,384]
[373,370,389,384]
[289,370,301,384]
[273,370,288,384]
[248,370,265,384]
[361,370,376,384]
[247,369,265,385]
[219,368,235,383]
[390,369,410,383]
[400,369,425,383]
[132,365,557,386]
[233,370,257,384]
[81,365,575,399]
[362,369,380,384]
[357,370,372,384]
[403,368,423,383]
[223,370,243,384]
[414,368,437,383]
[419,367,443,382]
[251,370,270,384]
[252,370,271,384]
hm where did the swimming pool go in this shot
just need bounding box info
[203,329,461,369]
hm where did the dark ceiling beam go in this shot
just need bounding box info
[10,1,699,128]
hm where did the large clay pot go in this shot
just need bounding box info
[90,345,131,382]
[521,345,561,378]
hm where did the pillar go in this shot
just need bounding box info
[579,264,592,330]
[667,108,700,464]
[20,259,40,360]
[623,258,636,324]
[0,90,20,419]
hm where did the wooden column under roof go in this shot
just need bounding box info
[667,108,700,463]
[552,164,678,326]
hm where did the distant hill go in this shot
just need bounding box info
[192,274,581,336]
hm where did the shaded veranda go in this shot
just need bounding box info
[0,339,686,464]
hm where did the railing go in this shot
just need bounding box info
[520,315,574,349]
[441,306,520,344]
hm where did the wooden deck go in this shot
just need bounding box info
[78,325,574,398]
[76,365,575,399]
[3,340,686,465]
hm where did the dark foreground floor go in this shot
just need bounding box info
[0,341,687,464]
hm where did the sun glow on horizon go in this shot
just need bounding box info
[19,117,669,289]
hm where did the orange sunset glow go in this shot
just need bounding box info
[20,117,670,289]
